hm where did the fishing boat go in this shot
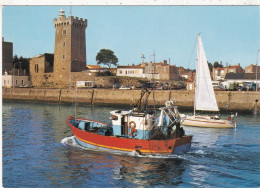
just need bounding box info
[181,35,236,128]
[66,89,192,156]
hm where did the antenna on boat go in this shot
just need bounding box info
[153,91,156,114]
[74,85,78,119]
[135,83,156,112]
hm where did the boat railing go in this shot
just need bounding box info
[142,107,181,140]
[143,116,160,139]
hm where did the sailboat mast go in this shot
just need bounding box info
[194,58,198,116]
[194,35,199,116]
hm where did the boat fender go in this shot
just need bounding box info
[129,121,137,137]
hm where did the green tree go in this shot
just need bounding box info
[96,49,118,69]
[207,61,213,72]
[213,61,223,68]
[13,54,30,73]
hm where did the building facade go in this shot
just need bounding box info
[212,67,226,81]
[2,71,29,88]
[2,38,13,74]
[244,64,260,73]
[144,60,180,81]
[117,66,144,78]
[227,63,244,74]
[29,53,54,87]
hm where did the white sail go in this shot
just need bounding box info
[195,35,219,112]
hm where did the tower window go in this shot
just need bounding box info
[35,64,39,73]
[63,55,66,59]
[63,30,66,35]
[63,42,66,47]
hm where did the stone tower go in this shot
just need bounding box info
[53,9,87,85]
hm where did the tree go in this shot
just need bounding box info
[13,54,30,73]
[213,61,223,68]
[96,49,118,69]
[207,61,213,72]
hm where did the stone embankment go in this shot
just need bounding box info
[2,88,260,113]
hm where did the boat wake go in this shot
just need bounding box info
[61,136,86,150]
[61,136,182,159]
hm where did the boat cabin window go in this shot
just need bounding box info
[78,122,90,131]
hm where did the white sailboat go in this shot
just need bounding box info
[181,35,236,128]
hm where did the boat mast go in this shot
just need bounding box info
[194,34,199,116]
[194,59,197,116]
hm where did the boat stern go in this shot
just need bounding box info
[172,135,192,154]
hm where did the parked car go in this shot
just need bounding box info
[212,81,225,90]
[241,82,256,91]
[119,85,132,90]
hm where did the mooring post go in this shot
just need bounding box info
[254,99,258,115]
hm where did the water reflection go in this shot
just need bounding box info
[114,155,185,186]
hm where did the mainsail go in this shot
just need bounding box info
[195,35,219,112]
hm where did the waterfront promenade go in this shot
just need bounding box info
[3,88,260,113]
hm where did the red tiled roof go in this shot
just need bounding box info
[87,65,101,69]
[117,66,143,69]
[214,67,225,70]
[228,66,239,68]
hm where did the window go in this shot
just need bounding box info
[22,80,24,85]
[4,80,6,84]
[35,64,39,73]
[119,70,122,74]
[16,80,18,85]
[63,55,65,60]
[63,42,66,47]
[63,30,66,35]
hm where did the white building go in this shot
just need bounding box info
[2,71,29,88]
[116,66,144,78]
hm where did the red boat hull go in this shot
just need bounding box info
[66,118,192,155]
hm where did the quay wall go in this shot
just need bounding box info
[2,88,260,113]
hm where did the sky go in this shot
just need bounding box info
[2,6,260,69]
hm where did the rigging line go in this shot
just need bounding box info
[187,36,198,69]
[153,91,156,114]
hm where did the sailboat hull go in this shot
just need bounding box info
[181,115,235,128]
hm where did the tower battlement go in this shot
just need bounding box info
[53,9,87,28]
[53,16,87,28]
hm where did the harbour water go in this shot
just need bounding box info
[3,102,260,187]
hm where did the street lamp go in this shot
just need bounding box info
[256,49,260,92]
[13,62,21,90]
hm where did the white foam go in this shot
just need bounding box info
[193,149,205,155]
[61,136,76,146]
